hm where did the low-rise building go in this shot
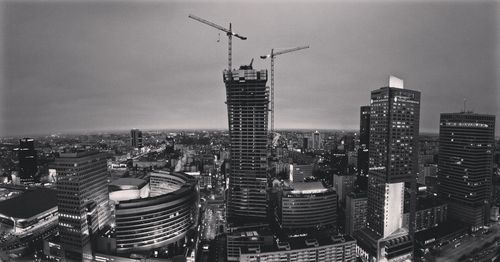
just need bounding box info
[239,234,356,262]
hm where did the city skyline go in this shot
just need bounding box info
[1,0,499,137]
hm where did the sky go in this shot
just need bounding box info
[1,0,499,137]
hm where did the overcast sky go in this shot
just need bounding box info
[1,0,499,137]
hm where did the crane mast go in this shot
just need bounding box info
[188,14,247,72]
[261,46,309,133]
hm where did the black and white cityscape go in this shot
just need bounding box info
[1,1,500,262]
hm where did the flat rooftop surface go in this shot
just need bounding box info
[290,182,327,194]
[110,178,148,189]
[0,188,57,219]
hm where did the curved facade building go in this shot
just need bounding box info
[113,171,199,253]
[279,182,337,230]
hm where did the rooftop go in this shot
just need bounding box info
[416,195,446,210]
[240,232,355,255]
[0,188,57,219]
[109,178,148,191]
[58,151,101,158]
[415,221,468,242]
[290,182,327,194]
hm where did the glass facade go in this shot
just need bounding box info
[52,151,111,260]
[437,112,495,228]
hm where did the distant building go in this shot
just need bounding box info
[278,182,337,231]
[17,138,37,184]
[130,129,143,148]
[437,112,495,230]
[223,64,269,223]
[345,191,367,236]
[355,76,420,261]
[333,174,356,207]
[302,137,309,150]
[52,151,111,261]
[419,164,437,185]
[342,134,355,152]
[312,131,322,150]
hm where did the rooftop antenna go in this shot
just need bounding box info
[463,98,467,112]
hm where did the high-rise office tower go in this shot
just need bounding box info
[130,129,143,148]
[355,76,420,261]
[312,130,321,150]
[17,138,37,184]
[437,112,495,229]
[358,106,370,177]
[52,151,111,261]
[223,64,269,223]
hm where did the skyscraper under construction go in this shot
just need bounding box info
[223,64,269,224]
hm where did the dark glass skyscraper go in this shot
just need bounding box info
[358,106,370,177]
[312,130,321,150]
[52,151,111,261]
[223,64,269,223]
[18,138,37,184]
[355,76,420,261]
[437,112,495,229]
[130,128,143,148]
[359,106,371,147]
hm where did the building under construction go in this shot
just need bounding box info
[223,63,269,224]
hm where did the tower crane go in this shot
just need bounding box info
[261,46,309,133]
[188,14,247,72]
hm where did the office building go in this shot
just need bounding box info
[52,151,111,261]
[278,182,337,231]
[130,129,143,148]
[17,138,37,184]
[111,171,199,254]
[345,191,367,236]
[223,64,269,223]
[355,76,420,261]
[402,195,447,232]
[333,174,356,207]
[312,131,322,150]
[358,106,370,177]
[437,112,495,229]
